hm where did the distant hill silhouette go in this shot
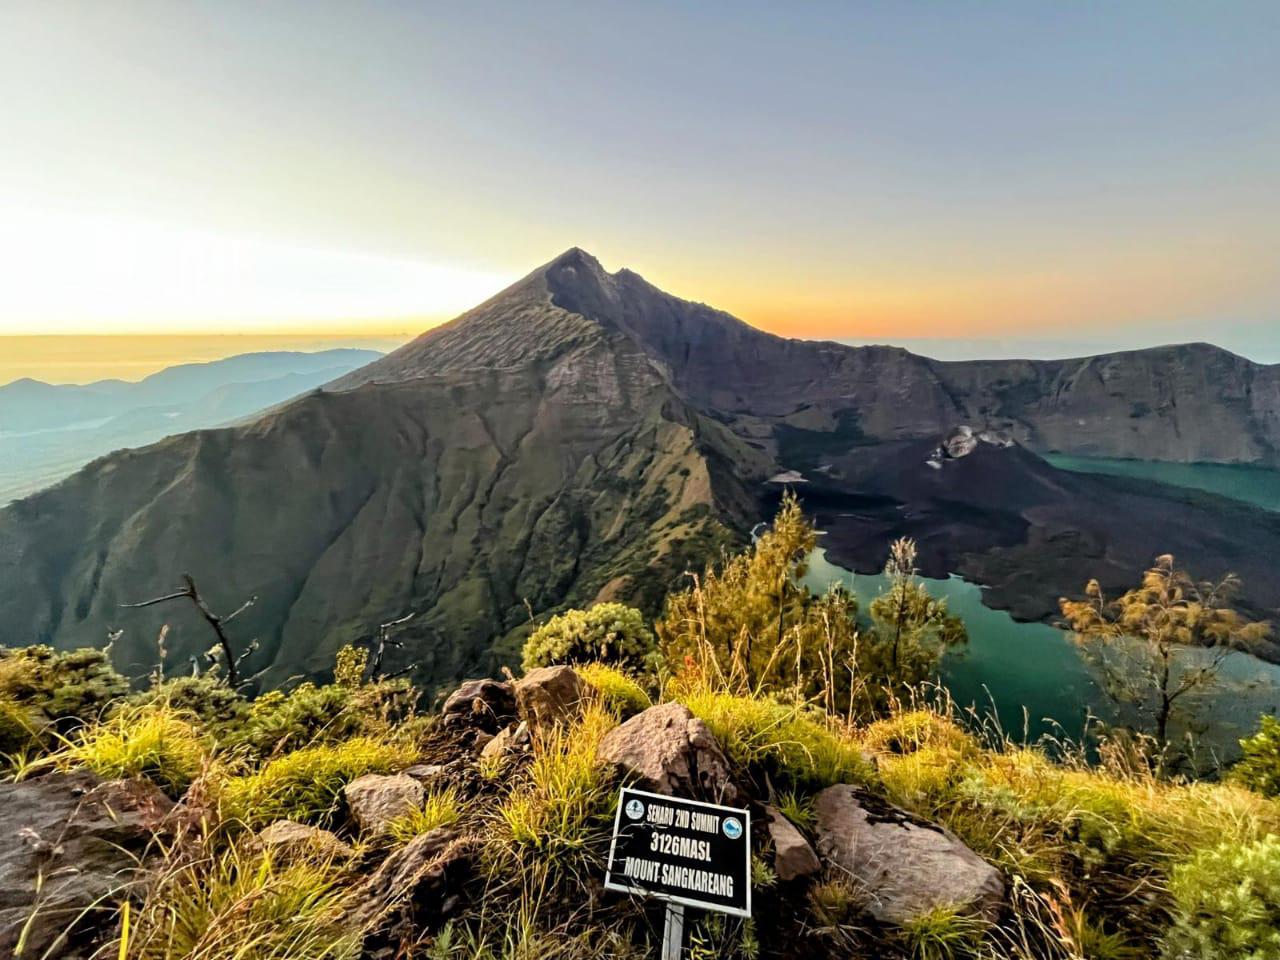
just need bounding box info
[0,349,381,503]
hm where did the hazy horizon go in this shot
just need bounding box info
[5,323,1277,387]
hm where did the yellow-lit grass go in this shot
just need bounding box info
[387,786,463,843]
[60,704,209,793]
[498,704,617,856]
[677,687,869,788]
[576,663,651,717]
[114,837,359,960]
[220,736,417,828]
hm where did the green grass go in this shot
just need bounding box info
[60,704,209,793]
[677,687,870,788]
[896,906,987,960]
[576,662,651,717]
[498,704,617,856]
[387,786,464,843]
[114,837,360,960]
[221,736,417,828]
[775,788,815,831]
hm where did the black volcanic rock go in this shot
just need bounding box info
[795,434,1280,657]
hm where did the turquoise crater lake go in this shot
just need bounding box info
[800,457,1280,754]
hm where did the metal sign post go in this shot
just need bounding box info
[660,902,684,960]
[604,787,751,960]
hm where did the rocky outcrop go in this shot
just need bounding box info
[344,774,425,836]
[344,827,476,938]
[441,679,517,734]
[480,721,531,761]
[0,771,172,958]
[514,666,587,731]
[254,820,354,862]
[813,785,1003,925]
[763,804,820,882]
[596,702,738,804]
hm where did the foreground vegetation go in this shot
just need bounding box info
[2,496,1278,959]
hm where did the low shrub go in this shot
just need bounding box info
[521,603,656,671]
[129,674,251,739]
[226,677,416,758]
[0,644,129,727]
[221,736,417,827]
[1231,714,1280,799]
[1162,834,1280,959]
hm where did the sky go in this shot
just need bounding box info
[1,1,1278,375]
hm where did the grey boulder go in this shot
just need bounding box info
[596,702,737,804]
[344,773,425,836]
[813,785,1003,925]
[764,804,820,882]
[0,771,172,958]
[513,665,587,731]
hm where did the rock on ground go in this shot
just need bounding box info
[813,785,1004,925]
[0,771,172,958]
[441,679,516,734]
[513,665,587,731]
[254,820,354,862]
[596,702,738,804]
[344,827,476,938]
[344,774,425,836]
[480,721,531,761]
[763,804,820,882]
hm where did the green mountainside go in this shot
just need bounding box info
[1,248,1278,688]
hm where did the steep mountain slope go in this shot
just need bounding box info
[0,296,765,685]
[1,248,1276,685]
[387,251,1276,465]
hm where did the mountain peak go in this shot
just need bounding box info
[545,246,604,271]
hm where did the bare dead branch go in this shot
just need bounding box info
[120,573,255,687]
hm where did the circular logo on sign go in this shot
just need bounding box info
[722,816,743,840]
[625,798,645,821]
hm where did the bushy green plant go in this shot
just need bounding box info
[221,736,417,827]
[0,644,129,725]
[521,603,656,671]
[1163,835,1280,959]
[1231,715,1280,798]
[577,662,651,717]
[227,677,414,758]
[62,704,209,794]
[129,674,252,738]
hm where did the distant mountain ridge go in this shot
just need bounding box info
[0,349,382,503]
[341,249,1280,464]
[0,350,382,433]
[1,249,1276,688]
